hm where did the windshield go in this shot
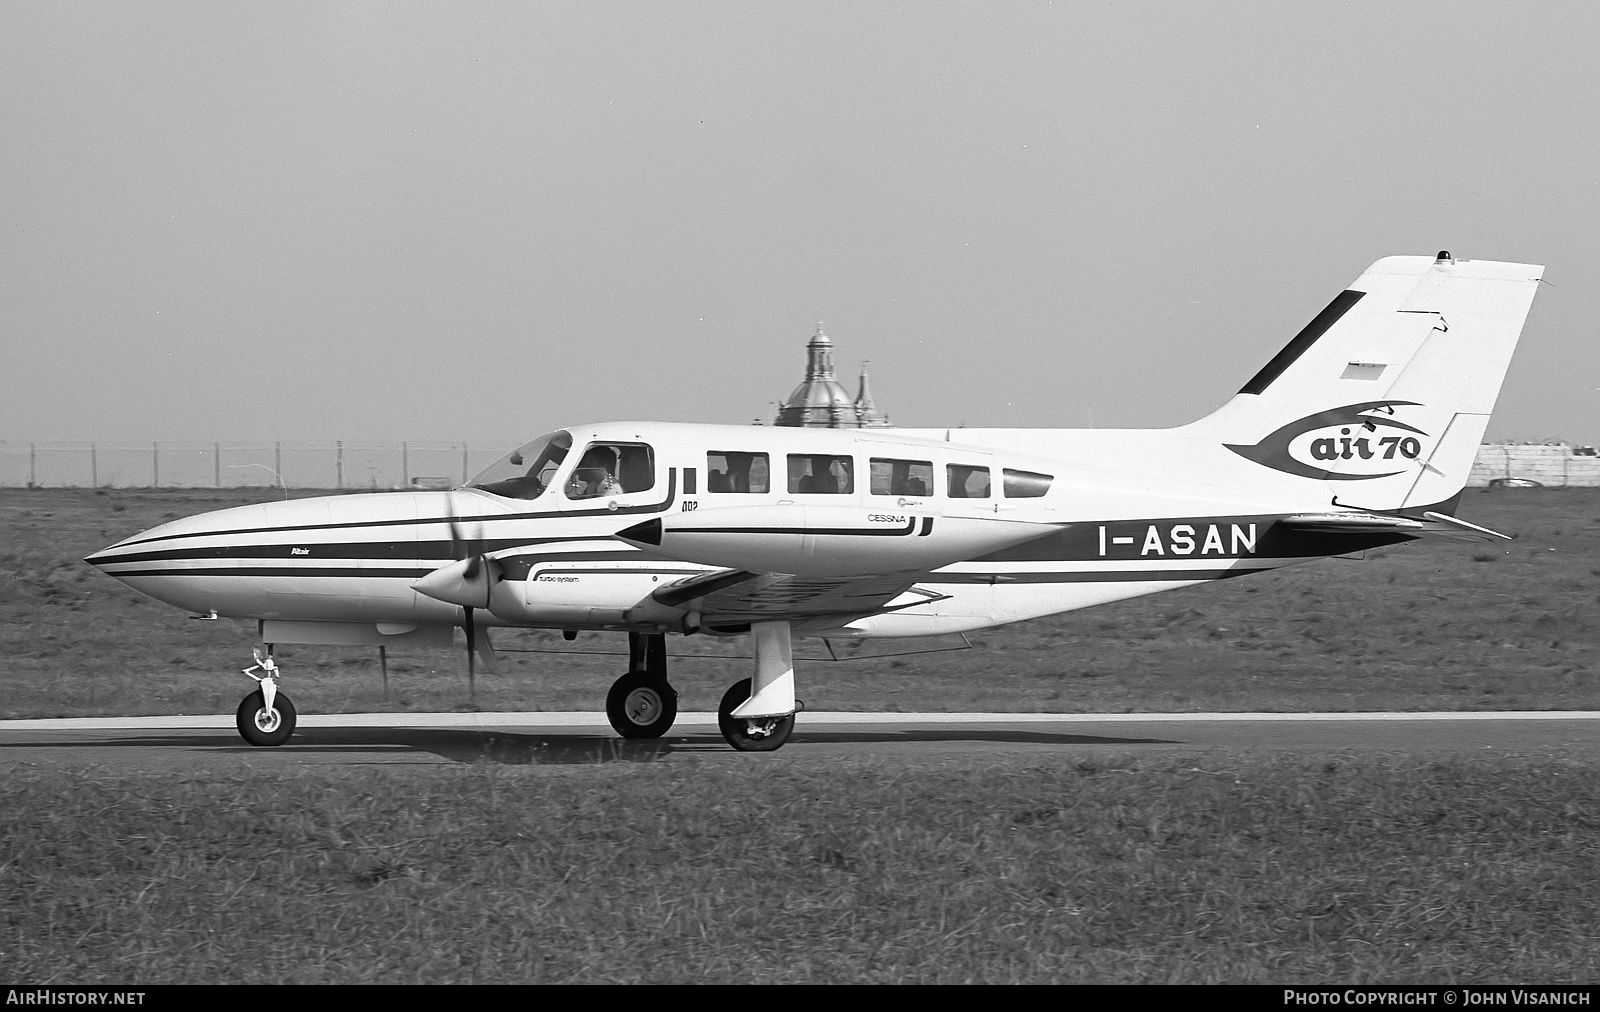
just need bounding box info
[468,431,572,500]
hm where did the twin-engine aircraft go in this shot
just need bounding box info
[86,253,1544,751]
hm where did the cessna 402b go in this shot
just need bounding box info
[87,253,1542,752]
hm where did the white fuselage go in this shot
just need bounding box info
[87,421,1403,646]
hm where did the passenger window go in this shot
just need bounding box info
[946,464,991,499]
[1002,468,1053,498]
[787,454,854,494]
[706,452,770,493]
[567,442,655,499]
[870,458,933,497]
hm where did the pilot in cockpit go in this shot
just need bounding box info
[568,447,623,499]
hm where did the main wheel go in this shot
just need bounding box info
[606,672,678,739]
[236,689,296,747]
[717,678,794,752]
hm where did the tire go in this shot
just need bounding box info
[606,672,678,739]
[236,689,296,747]
[716,678,794,752]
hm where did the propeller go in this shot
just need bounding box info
[443,493,500,698]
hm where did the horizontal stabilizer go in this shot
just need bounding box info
[1280,510,1510,542]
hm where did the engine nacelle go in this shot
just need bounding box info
[616,505,1059,577]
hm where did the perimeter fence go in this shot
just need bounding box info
[0,442,510,490]
[4,440,1598,489]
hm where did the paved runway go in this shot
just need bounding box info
[2,711,1596,770]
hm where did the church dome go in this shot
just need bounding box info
[774,324,890,428]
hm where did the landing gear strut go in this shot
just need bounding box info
[606,632,678,739]
[237,646,297,747]
[717,621,797,752]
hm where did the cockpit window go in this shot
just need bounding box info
[468,431,572,500]
[567,442,655,500]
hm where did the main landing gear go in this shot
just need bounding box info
[604,625,801,752]
[606,632,678,739]
[237,646,297,747]
[716,621,797,752]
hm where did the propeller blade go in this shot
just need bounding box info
[464,605,476,699]
[446,494,464,559]
[446,492,482,566]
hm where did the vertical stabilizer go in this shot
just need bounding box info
[1184,254,1544,511]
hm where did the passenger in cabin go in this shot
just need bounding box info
[615,445,654,493]
[707,451,769,493]
[947,464,990,498]
[788,454,851,494]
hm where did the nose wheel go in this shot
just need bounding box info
[236,688,297,747]
[237,647,296,747]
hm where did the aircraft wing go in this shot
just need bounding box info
[1279,510,1511,542]
[653,569,924,628]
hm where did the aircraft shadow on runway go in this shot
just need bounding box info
[3,726,1179,765]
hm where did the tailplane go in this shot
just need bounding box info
[1184,253,1544,511]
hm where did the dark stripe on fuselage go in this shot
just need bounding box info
[92,536,618,568]
[100,547,673,581]
[930,567,1272,585]
[103,566,433,580]
[676,520,918,538]
[106,470,679,551]
[98,516,1412,579]
[107,561,1284,585]
[978,515,1411,564]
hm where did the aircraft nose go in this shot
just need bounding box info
[85,532,151,574]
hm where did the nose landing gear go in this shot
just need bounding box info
[237,647,297,747]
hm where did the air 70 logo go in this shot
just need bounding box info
[1224,401,1429,481]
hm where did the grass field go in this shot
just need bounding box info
[3,488,1598,984]
[1,486,1596,719]
[4,753,1596,984]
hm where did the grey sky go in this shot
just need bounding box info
[3,2,1596,445]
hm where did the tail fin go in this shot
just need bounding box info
[1185,253,1544,511]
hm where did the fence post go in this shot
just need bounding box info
[275,441,282,487]
[462,445,469,486]
[402,441,409,488]
[29,443,35,487]
[153,442,160,488]
[90,443,97,488]
[336,441,343,488]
